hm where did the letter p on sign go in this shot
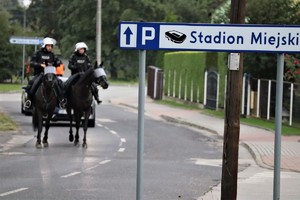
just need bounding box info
[142,27,155,45]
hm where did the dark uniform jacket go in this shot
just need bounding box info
[68,52,92,75]
[30,48,61,76]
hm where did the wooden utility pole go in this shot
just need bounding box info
[220,0,246,200]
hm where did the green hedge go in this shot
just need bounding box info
[164,51,227,108]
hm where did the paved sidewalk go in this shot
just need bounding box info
[104,85,300,200]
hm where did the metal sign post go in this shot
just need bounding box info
[273,53,284,200]
[136,50,146,200]
[22,45,26,83]
[118,22,300,200]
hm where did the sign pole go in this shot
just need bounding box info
[21,44,25,84]
[96,0,102,64]
[273,53,284,200]
[136,50,146,200]
[221,0,245,199]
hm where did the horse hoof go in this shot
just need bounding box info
[43,143,49,148]
[36,143,42,149]
[74,141,79,146]
[82,143,88,148]
[69,135,74,142]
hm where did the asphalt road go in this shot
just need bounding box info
[0,93,223,200]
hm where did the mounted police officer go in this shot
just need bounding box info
[24,37,66,108]
[67,42,102,104]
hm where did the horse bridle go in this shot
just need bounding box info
[41,73,57,109]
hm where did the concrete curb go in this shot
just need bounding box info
[241,142,273,170]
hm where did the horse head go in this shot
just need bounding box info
[94,62,109,89]
[43,66,57,88]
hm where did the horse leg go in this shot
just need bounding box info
[82,113,90,148]
[36,111,43,148]
[74,114,81,146]
[67,108,74,142]
[82,126,87,148]
[43,116,51,147]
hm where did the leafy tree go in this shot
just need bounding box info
[247,0,300,25]
[0,6,23,82]
[57,0,97,59]
[55,0,230,79]
[27,0,63,40]
[210,0,230,24]
[244,0,300,80]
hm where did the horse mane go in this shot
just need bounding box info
[76,68,95,85]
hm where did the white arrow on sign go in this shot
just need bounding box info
[119,24,137,48]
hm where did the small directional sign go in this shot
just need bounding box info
[119,22,300,53]
[9,36,43,45]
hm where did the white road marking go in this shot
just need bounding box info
[110,130,117,135]
[96,118,116,123]
[190,158,222,167]
[85,165,99,171]
[73,160,112,172]
[0,152,26,155]
[96,123,103,127]
[61,171,81,178]
[98,123,126,155]
[99,159,111,165]
[119,138,126,147]
[0,188,28,197]
[120,138,126,143]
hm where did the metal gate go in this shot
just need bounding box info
[205,70,218,109]
[147,66,164,100]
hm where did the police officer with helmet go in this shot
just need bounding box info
[24,37,66,108]
[67,42,102,104]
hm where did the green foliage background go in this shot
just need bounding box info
[1,0,300,82]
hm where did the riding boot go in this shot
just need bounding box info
[24,90,32,109]
[54,80,67,108]
[25,74,44,108]
[91,83,102,104]
[24,79,34,108]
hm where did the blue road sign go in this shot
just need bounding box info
[119,22,300,53]
[9,36,43,45]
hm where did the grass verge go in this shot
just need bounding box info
[0,112,18,131]
[0,83,23,93]
[159,98,300,136]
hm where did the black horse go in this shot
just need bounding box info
[32,66,58,148]
[66,63,109,148]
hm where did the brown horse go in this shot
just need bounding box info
[66,63,108,148]
[32,66,58,148]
